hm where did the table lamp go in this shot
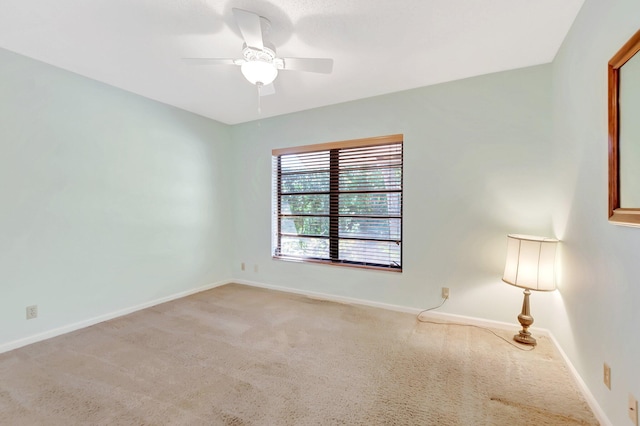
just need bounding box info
[502,234,559,345]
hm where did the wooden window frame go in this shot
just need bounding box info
[272,134,403,272]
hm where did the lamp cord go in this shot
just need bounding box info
[416,297,448,316]
[416,297,535,352]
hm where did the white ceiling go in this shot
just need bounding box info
[0,0,584,125]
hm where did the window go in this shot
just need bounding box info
[272,135,403,271]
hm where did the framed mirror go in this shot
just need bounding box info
[609,29,640,226]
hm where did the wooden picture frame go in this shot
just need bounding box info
[608,29,640,226]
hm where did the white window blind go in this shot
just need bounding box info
[272,135,403,271]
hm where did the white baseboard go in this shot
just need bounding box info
[234,279,536,332]
[234,279,610,426]
[545,332,612,426]
[233,279,425,315]
[0,279,232,355]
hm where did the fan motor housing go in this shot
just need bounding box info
[242,43,275,63]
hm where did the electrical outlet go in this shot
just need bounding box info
[241,262,245,271]
[630,394,638,426]
[254,264,259,273]
[603,363,611,389]
[441,287,450,299]
[26,305,38,320]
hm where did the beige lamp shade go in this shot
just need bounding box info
[502,234,559,291]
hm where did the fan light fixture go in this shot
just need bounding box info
[240,60,278,86]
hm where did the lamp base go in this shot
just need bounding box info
[514,331,537,345]
[514,289,537,346]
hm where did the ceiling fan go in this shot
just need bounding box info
[184,8,334,96]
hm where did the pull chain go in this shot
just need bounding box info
[257,83,262,115]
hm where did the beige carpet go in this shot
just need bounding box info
[0,283,598,425]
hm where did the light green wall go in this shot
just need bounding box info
[231,64,558,326]
[0,48,233,346]
[551,1,640,424]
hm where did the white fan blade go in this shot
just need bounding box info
[182,58,238,66]
[232,8,264,50]
[281,57,333,74]
[259,83,276,97]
